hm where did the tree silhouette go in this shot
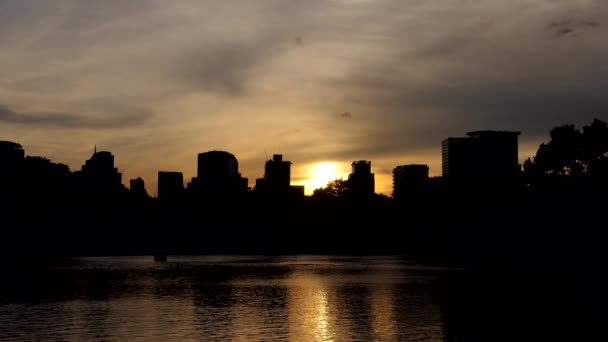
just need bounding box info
[524,118,608,181]
[311,179,349,199]
[581,119,608,179]
[22,156,72,199]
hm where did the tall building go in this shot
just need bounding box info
[442,130,521,182]
[197,151,239,179]
[189,151,248,196]
[265,154,291,188]
[348,160,375,198]
[158,171,184,200]
[129,177,149,198]
[393,164,429,202]
[255,154,304,198]
[74,150,123,193]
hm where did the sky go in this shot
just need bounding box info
[1,0,607,195]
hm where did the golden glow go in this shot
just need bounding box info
[371,279,397,341]
[295,162,349,194]
[288,271,337,342]
[313,163,339,187]
[230,300,264,341]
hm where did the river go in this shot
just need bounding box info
[0,255,603,341]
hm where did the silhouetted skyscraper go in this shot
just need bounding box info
[189,151,248,197]
[348,160,375,199]
[256,154,290,191]
[82,151,121,182]
[442,131,520,182]
[74,150,123,194]
[158,171,184,200]
[255,154,304,199]
[197,151,239,179]
[393,164,429,202]
[130,177,148,198]
[265,154,291,188]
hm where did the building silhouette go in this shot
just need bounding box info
[74,150,124,194]
[130,177,149,198]
[188,151,248,197]
[158,171,184,200]
[255,154,305,198]
[264,154,291,188]
[393,164,429,203]
[442,131,521,183]
[348,160,375,199]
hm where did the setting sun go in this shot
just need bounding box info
[296,162,349,194]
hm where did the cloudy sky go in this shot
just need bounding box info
[1,0,606,195]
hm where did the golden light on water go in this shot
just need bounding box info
[288,271,338,342]
[371,276,398,341]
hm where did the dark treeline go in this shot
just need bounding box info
[1,118,607,268]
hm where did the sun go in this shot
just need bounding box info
[292,162,349,195]
[306,162,345,191]
[314,162,338,182]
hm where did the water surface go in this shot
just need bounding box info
[0,255,600,341]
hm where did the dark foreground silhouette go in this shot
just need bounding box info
[1,119,607,270]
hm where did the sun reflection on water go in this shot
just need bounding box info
[287,271,337,342]
[371,276,398,341]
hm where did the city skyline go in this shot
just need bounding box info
[2,2,608,340]
[0,131,522,197]
[1,0,606,195]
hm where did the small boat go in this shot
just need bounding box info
[154,249,167,262]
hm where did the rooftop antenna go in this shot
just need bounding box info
[264,149,268,161]
[94,144,97,154]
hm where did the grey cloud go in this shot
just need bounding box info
[0,1,54,33]
[549,17,600,37]
[0,0,157,46]
[174,1,337,96]
[316,0,608,159]
[2,0,608,183]
[57,0,157,30]
[0,0,374,99]
[0,104,151,129]
[180,40,283,96]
